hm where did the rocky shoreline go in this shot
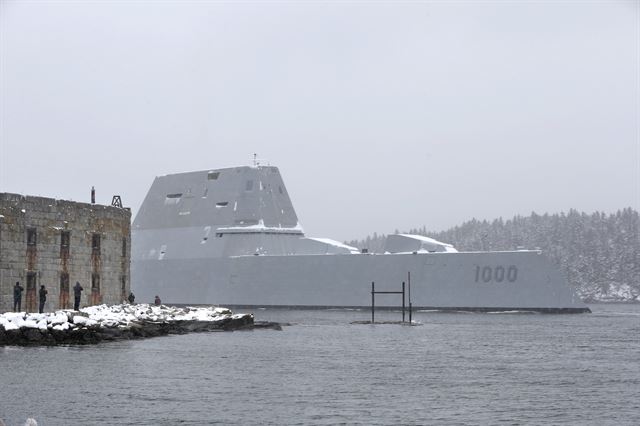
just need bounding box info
[0,304,280,346]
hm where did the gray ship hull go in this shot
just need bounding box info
[132,250,588,313]
[131,165,589,313]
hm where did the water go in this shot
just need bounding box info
[1,304,639,425]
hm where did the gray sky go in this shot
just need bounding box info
[1,0,638,242]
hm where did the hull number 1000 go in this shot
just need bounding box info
[475,265,518,283]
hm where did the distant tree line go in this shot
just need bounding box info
[347,208,639,302]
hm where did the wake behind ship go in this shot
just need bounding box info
[131,165,589,313]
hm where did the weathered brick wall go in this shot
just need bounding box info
[0,193,131,313]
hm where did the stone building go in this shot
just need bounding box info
[0,193,130,313]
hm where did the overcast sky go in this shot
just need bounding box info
[1,0,638,242]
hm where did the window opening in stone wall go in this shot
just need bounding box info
[92,273,100,291]
[121,275,127,300]
[208,172,220,180]
[92,233,101,253]
[27,272,37,291]
[27,228,37,246]
[122,237,127,257]
[60,231,70,256]
[245,180,254,191]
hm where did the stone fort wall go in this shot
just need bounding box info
[0,193,130,313]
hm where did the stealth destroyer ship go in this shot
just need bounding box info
[131,165,589,313]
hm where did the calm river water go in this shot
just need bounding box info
[1,304,639,425]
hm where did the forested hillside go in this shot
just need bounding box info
[347,208,639,302]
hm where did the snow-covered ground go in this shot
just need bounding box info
[0,304,246,332]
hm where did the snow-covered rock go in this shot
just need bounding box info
[72,316,97,327]
[0,303,257,346]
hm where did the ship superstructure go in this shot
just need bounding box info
[131,165,589,313]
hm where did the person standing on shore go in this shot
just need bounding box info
[154,295,161,306]
[13,281,24,312]
[128,292,135,304]
[38,285,48,313]
[73,282,83,310]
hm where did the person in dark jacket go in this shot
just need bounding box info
[127,292,135,304]
[13,281,24,312]
[73,282,83,310]
[39,285,48,313]
[154,295,161,306]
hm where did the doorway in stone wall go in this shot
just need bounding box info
[26,272,37,312]
[91,273,101,305]
[59,272,70,309]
